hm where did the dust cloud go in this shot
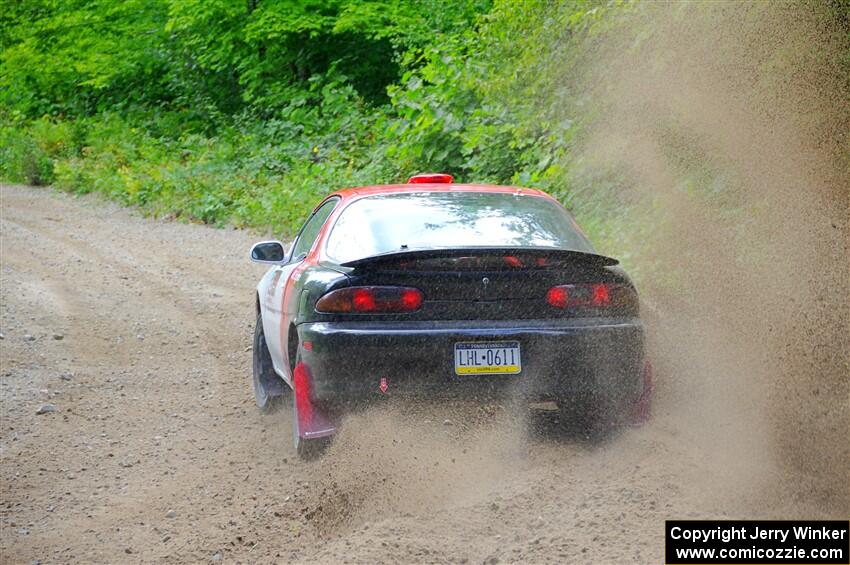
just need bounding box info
[302,2,848,533]
[565,1,849,514]
[298,402,529,534]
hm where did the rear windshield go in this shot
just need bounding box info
[325,191,594,263]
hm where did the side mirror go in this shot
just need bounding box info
[250,241,287,264]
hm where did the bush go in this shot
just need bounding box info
[0,117,82,185]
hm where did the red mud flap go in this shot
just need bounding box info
[292,361,337,440]
[629,359,653,427]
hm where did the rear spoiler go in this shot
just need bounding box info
[339,247,619,269]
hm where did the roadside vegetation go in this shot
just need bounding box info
[0,1,634,247]
[1,1,847,277]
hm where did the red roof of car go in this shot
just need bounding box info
[308,179,586,262]
[325,183,558,203]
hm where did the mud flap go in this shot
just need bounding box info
[629,359,653,426]
[292,361,337,441]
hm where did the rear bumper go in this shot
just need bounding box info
[298,318,644,407]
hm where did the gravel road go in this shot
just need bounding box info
[0,184,840,564]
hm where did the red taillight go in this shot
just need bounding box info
[503,255,524,268]
[546,286,569,308]
[591,283,610,306]
[352,288,375,311]
[546,283,636,310]
[400,288,423,310]
[316,286,424,314]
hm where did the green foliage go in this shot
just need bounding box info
[0,0,617,241]
[1,72,393,236]
[1,0,173,116]
[0,132,54,185]
[6,0,838,287]
[0,116,83,185]
[2,0,482,118]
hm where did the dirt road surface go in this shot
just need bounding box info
[0,184,837,564]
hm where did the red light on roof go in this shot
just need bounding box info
[407,173,454,184]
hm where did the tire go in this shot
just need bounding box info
[291,350,332,460]
[253,314,286,414]
[559,394,623,444]
[577,406,618,444]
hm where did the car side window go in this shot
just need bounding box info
[290,198,339,261]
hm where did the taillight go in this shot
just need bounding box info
[546,283,637,310]
[503,255,524,268]
[316,286,423,313]
[546,286,569,308]
[592,283,610,306]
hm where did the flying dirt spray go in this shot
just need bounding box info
[561,1,849,514]
[291,2,848,541]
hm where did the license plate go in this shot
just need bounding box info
[454,341,521,375]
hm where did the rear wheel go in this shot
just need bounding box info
[559,394,623,443]
[576,405,618,443]
[253,314,286,413]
